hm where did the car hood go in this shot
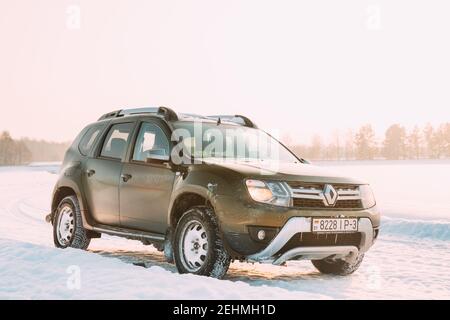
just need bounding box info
[202,158,365,185]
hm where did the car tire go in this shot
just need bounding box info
[173,206,231,279]
[163,238,174,264]
[53,195,91,250]
[311,253,364,276]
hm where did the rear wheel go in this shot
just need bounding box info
[173,206,230,279]
[53,195,90,250]
[312,253,365,276]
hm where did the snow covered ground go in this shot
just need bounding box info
[0,161,449,299]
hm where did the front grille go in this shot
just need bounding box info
[293,199,363,209]
[277,232,362,255]
[288,182,324,189]
[287,182,363,210]
[288,182,358,191]
[292,198,327,208]
[334,199,363,209]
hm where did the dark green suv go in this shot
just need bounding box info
[47,107,380,278]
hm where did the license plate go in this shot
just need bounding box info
[312,218,358,233]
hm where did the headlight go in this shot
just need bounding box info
[245,179,292,207]
[359,185,376,209]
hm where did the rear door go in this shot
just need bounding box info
[82,122,135,226]
[119,120,175,233]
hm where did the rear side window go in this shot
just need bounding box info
[100,123,134,160]
[78,125,104,156]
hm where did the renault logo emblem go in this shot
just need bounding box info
[322,184,338,206]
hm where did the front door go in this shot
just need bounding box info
[119,121,175,233]
[82,122,134,226]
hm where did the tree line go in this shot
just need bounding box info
[1,122,450,165]
[0,131,70,165]
[289,123,450,161]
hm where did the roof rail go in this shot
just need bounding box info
[179,113,210,120]
[98,106,178,121]
[98,110,122,121]
[207,115,258,128]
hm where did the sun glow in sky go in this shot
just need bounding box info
[0,0,449,143]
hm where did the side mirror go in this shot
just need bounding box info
[145,155,188,175]
[145,155,170,165]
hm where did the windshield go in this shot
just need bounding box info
[172,121,299,163]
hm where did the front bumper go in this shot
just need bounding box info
[213,195,380,258]
[246,217,374,265]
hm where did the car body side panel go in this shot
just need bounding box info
[167,164,244,226]
[119,162,175,233]
[53,168,83,209]
[82,158,122,226]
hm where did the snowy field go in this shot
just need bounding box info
[0,161,449,299]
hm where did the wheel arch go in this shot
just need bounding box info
[168,190,213,231]
[51,182,89,227]
[51,186,77,215]
[167,187,243,261]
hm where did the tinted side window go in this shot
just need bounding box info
[78,125,104,156]
[100,123,134,160]
[132,122,170,161]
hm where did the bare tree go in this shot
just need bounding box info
[423,123,437,158]
[15,141,32,164]
[328,129,341,160]
[0,131,15,165]
[383,124,407,160]
[433,123,450,158]
[354,125,377,160]
[443,123,450,157]
[406,125,422,159]
[21,138,70,162]
[309,134,323,160]
[0,131,32,165]
[343,129,355,160]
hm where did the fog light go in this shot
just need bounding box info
[257,230,266,240]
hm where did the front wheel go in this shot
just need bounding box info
[312,253,365,276]
[53,195,90,250]
[173,206,231,279]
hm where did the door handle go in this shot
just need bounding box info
[121,173,132,182]
[86,169,96,177]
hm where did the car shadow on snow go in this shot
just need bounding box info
[90,248,328,284]
[90,249,178,272]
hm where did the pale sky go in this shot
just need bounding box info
[0,0,449,143]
